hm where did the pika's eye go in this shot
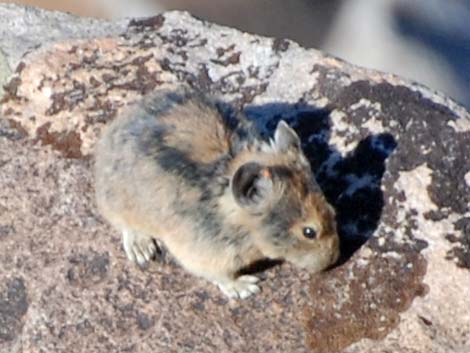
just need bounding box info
[302,227,317,239]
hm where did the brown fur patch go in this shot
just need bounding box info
[290,193,336,240]
[159,100,230,163]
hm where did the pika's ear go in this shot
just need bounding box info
[274,120,301,152]
[232,162,273,210]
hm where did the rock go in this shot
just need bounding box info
[0,3,128,70]
[0,50,10,100]
[0,278,28,342]
[1,4,469,353]
[0,3,127,111]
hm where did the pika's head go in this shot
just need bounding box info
[231,121,340,273]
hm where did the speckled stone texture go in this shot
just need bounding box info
[1,5,469,353]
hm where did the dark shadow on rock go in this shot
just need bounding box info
[237,259,285,277]
[238,102,397,264]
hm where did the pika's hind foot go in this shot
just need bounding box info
[216,275,261,299]
[122,229,157,266]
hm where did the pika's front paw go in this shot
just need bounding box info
[122,230,157,266]
[216,275,261,299]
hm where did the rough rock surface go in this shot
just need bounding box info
[0,51,10,99]
[1,4,470,353]
[0,3,128,69]
[0,3,128,96]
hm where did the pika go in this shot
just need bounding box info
[95,86,340,299]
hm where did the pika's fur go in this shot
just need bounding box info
[95,86,340,299]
